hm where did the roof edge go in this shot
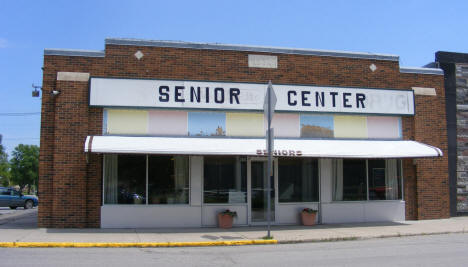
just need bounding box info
[105,38,400,61]
[400,66,444,75]
[436,51,468,64]
[44,48,105,57]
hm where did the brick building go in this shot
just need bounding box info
[39,38,449,228]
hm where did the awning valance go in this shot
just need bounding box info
[85,136,442,158]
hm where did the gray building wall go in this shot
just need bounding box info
[456,63,468,213]
[435,51,468,216]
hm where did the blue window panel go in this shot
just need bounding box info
[188,112,226,136]
[300,114,334,138]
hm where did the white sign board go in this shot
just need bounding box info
[90,77,415,115]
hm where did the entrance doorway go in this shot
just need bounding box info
[248,158,277,224]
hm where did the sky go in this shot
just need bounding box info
[0,0,467,156]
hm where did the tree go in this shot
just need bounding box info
[0,144,10,186]
[10,144,39,194]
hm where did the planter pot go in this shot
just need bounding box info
[218,213,234,229]
[301,211,317,226]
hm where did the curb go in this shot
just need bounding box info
[0,239,277,248]
[276,230,468,244]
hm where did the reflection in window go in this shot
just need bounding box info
[368,160,386,200]
[300,114,334,138]
[188,112,226,136]
[0,188,9,195]
[333,159,367,201]
[369,159,401,200]
[278,158,318,202]
[203,156,247,204]
[333,159,402,201]
[148,156,189,204]
[103,154,189,205]
[103,154,146,204]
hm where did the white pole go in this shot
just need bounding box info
[266,83,272,238]
[263,81,276,239]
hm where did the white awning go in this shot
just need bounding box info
[85,136,442,158]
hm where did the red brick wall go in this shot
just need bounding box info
[38,66,56,227]
[400,74,449,219]
[39,56,103,228]
[39,42,448,227]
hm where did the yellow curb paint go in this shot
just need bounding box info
[0,240,277,248]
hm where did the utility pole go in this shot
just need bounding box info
[264,81,276,238]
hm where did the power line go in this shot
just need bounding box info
[0,112,40,116]
[3,137,40,140]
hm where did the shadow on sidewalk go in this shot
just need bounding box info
[0,207,410,234]
[43,221,410,234]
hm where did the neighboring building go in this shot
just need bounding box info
[39,38,448,228]
[435,52,468,216]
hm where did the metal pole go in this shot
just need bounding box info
[267,84,272,238]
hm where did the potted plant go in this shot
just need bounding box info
[218,209,237,229]
[301,208,317,226]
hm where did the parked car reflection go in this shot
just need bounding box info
[118,187,145,204]
[0,187,39,209]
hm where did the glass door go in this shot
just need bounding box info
[249,159,276,223]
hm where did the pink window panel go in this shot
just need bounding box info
[148,110,188,136]
[367,116,401,139]
[270,113,300,137]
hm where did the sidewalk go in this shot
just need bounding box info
[0,210,467,247]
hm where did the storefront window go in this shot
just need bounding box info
[368,159,401,200]
[333,159,402,201]
[103,154,189,205]
[342,159,367,201]
[148,156,189,204]
[278,158,318,202]
[203,156,247,204]
[104,154,146,204]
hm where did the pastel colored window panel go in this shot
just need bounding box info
[148,110,188,136]
[334,116,367,138]
[300,115,334,138]
[367,116,401,139]
[106,109,148,135]
[226,113,264,137]
[188,112,226,136]
[270,113,300,138]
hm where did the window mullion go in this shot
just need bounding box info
[102,155,106,205]
[400,159,404,200]
[146,155,149,205]
[366,160,369,201]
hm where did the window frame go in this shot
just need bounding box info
[332,159,404,202]
[202,156,248,205]
[277,157,320,204]
[0,188,10,195]
[102,154,191,206]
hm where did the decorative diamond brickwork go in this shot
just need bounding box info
[134,50,144,60]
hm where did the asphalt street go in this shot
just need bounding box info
[0,207,37,229]
[0,233,467,267]
[0,206,26,215]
